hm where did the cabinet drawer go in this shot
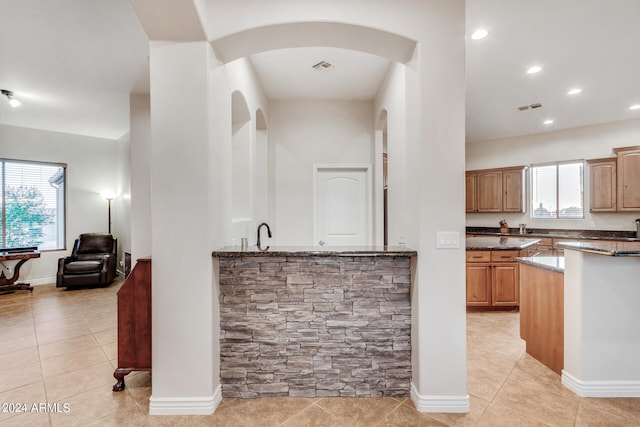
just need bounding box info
[466,251,491,262]
[491,250,519,262]
[538,237,553,247]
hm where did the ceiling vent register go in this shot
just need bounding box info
[312,61,334,71]
[518,103,542,111]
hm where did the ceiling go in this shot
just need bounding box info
[465,0,640,143]
[0,0,149,140]
[1,0,639,142]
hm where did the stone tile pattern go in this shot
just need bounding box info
[219,255,412,399]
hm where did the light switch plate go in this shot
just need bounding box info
[436,231,460,249]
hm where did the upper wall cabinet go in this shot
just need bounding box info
[614,146,640,211]
[477,170,502,212]
[465,172,477,213]
[588,146,640,212]
[587,158,617,212]
[466,166,526,213]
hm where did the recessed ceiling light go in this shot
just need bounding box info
[543,119,554,125]
[1,89,21,107]
[471,29,488,40]
[629,104,640,110]
[526,66,542,74]
[567,88,582,95]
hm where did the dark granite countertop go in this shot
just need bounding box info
[466,237,540,251]
[467,227,640,242]
[555,241,640,257]
[212,245,417,257]
[516,256,565,273]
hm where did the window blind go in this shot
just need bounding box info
[1,159,66,250]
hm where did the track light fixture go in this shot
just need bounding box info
[1,89,21,107]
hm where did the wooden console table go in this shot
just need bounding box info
[0,248,40,293]
[113,257,151,391]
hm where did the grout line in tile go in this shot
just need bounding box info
[373,398,409,426]
[275,398,320,426]
[28,290,54,427]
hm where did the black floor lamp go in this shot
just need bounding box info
[103,193,116,234]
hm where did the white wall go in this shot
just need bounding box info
[466,118,640,231]
[231,121,251,221]
[270,100,373,245]
[130,95,152,262]
[375,62,408,246]
[138,0,467,415]
[226,59,270,246]
[0,123,120,284]
[114,131,131,272]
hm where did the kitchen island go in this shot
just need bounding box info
[211,246,417,398]
[556,241,640,397]
[516,256,564,374]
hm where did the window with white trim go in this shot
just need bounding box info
[1,159,66,250]
[530,161,584,219]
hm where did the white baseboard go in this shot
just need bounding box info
[410,382,470,413]
[562,371,640,397]
[149,384,222,415]
[29,277,56,286]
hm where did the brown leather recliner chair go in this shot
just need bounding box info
[57,233,117,288]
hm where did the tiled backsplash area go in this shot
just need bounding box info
[467,227,638,240]
[218,256,412,398]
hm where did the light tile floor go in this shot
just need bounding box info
[1,282,640,426]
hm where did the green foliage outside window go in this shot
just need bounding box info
[2,185,54,247]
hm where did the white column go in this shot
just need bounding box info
[409,0,468,412]
[148,41,220,414]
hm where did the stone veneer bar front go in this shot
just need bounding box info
[212,246,417,398]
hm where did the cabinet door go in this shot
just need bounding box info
[465,172,477,213]
[491,263,519,306]
[466,263,491,306]
[588,158,616,212]
[502,168,524,212]
[477,171,502,212]
[616,148,640,211]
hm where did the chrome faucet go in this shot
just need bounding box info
[636,218,640,239]
[257,223,272,248]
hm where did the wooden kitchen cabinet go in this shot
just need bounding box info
[491,250,519,306]
[502,167,525,212]
[534,237,554,255]
[466,166,526,213]
[492,264,519,306]
[614,146,640,211]
[587,158,617,212]
[519,263,564,374]
[466,262,491,306]
[465,172,477,213]
[466,249,523,308]
[476,170,503,212]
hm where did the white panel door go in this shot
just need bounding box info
[315,166,370,246]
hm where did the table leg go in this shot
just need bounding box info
[0,258,34,293]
